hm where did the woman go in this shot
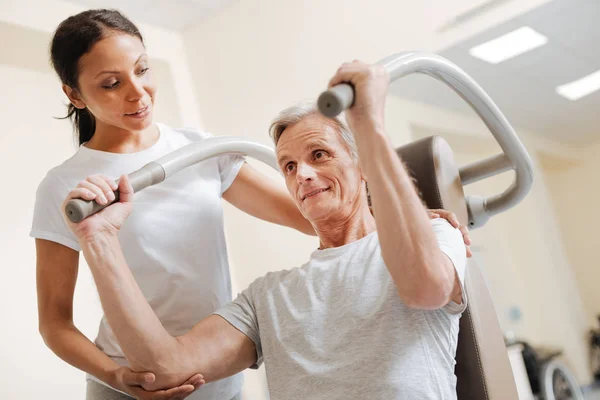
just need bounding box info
[31,9,470,400]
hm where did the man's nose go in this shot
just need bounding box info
[296,162,316,183]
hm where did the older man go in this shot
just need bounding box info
[64,62,469,399]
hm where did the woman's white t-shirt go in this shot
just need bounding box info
[30,123,245,399]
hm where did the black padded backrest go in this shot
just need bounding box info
[396,136,518,400]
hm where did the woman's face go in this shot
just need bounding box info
[68,32,157,132]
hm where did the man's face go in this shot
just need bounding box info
[276,114,365,223]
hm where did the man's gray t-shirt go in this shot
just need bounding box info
[215,219,467,400]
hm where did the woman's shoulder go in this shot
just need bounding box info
[35,142,108,200]
[34,168,71,208]
[38,156,76,187]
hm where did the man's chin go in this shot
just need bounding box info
[303,205,332,223]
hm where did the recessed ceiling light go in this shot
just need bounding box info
[469,26,548,64]
[556,70,600,101]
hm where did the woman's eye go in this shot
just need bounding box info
[103,81,119,89]
[138,67,149,75]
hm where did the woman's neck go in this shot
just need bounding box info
[84,123,159,154]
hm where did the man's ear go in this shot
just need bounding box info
[62,84,86,109]
[358,164,368,182]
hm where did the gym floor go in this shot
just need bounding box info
[585,391,600,400]
[584,383,600,399]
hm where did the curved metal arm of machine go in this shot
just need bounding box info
[317,51,534,229]
[65,136,279,223]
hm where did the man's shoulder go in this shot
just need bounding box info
[430,217,453,229]
[260,264,306,286]
[430,218,462,240]
[242,261,315,299]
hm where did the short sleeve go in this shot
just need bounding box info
[30,174,81,252]
[189,129,245,195]
[431,219,468,315]
[213,279,263,368]
[217,154,245,194]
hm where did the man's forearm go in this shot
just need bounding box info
[80,235,189,374]
[81,235,257,388]
[354,128,454,308]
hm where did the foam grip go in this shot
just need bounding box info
[65,190,120,223]
[317,83,355,118]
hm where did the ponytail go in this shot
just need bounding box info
[64,104,96,146]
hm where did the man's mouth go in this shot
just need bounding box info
[301,187,330,201]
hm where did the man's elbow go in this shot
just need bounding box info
[397,265,454,310]
[131,339,186,375]
[398,285,452,310]
[135,339,196,390]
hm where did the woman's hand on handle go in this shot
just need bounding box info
[62,174,134,242]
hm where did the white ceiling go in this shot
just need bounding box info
[66,0,238,30]
[391,0,600,145]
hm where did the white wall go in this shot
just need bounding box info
[542,143,600,327]
[179,0,552,140]
[0,64,91,399]
[0,2,189,397]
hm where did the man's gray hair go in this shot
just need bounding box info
[269,101,358,161]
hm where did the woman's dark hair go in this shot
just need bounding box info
[50,9,144,145]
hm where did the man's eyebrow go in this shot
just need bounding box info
[306,140,329,150]
[277,139,330,165]
[277,153,290,165]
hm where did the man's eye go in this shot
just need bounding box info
[314,150,327,159]
[286,163,295,173]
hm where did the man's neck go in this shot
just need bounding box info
[314,205,377,249]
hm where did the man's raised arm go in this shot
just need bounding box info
[327,62,465,310]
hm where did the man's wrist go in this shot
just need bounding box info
[78,230,119,246]
[353,124,389,152]
[79,233,122,265]
[352,117,385,138]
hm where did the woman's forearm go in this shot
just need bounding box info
[41,322,120,387]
